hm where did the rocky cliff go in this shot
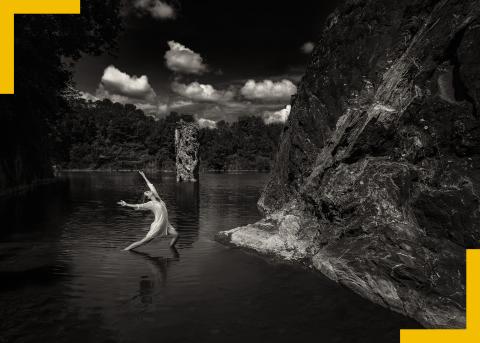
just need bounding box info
[175,121,200,182]
[218,0,480,328]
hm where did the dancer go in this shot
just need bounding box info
[118,171,179,250]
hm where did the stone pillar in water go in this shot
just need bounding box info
[175,120,200,182]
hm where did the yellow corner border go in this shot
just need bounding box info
[0,0,81,94]
[401,249,480,342]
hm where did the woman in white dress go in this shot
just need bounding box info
[118,171,179,251]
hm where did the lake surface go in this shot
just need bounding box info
[0,172,420,343]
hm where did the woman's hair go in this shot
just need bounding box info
[142,190,160,202]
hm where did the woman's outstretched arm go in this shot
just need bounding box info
[117,200,152,210]
[138,171,161,200]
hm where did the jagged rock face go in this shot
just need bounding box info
[175,121,200,182]
[219,0,480,328]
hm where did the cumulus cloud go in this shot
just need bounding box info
[198,118,217,129]
[79,91,99,102]
[86,66,163,117]
[93,86,162,115]
[99,65,156,100]
[165,41,208,75]
[95,86,134,104]
[170,99,290,123]
[301,41,315,54]
[138,99,197,117]
[134,103,166,114]
[263,105,291,124]
[134,0,176,20]
[158,103,169,114]
[240,79,297,101]
[155,99,195,115]
[171,81,234,102]
[170,99,195,109]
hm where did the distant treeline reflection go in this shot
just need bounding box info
[53,98,283,172]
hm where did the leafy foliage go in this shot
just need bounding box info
[54,98,283,172]
[0,0,122,190]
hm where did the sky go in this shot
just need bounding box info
[74,0,342,125]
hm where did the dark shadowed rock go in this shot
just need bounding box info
[175,121,200,183]
[217,0,480,328]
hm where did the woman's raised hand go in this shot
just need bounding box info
[117,200,127,207]
[138,170,151,185]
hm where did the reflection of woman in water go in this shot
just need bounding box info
[128,249,180,304]
[118,171,179,250]
[132,249,179,285]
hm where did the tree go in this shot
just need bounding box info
[0,0,123,190]
[54,98,284,172]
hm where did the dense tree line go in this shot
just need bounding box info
[0,0,122,191]
[53,98,283,172]
[199,117,282,171]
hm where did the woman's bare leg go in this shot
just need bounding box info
[167,225,179,247]
[124,236,153,251]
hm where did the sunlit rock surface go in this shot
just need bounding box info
[175,121,200,182]
[218,0,480,328]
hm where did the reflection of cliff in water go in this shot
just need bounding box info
[172,182,199,249]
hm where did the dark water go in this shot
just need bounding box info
[0,172,420,343]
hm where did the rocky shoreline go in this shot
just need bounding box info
[218,0,480,329]
[216,210,466,328]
